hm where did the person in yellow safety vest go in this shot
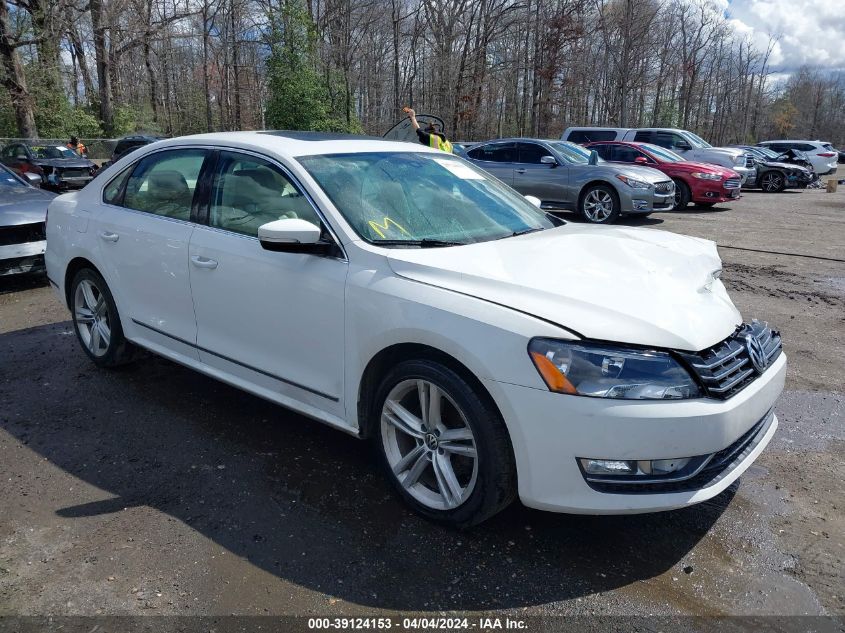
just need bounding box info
[403,107,453,153]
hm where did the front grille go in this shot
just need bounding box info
[677,320,782,400]
[585,410,774,494]
[724,178,741,189]
[654,180,674,193]
[0,222,46,246]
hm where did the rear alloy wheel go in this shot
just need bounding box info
[71,269,135,367]
[579,185,620,224]
[673,179,691,209]
[760,171,785,193]
[374,360,516,526]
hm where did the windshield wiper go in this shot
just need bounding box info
[373,238,466,248]
[500,227,545,240]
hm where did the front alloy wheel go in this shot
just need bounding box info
[760,171,785,193]
[373,359,516,526]
[579,185,620,223]
[381,379,478,510]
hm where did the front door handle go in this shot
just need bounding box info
[191,255,218,269]
[516,168,526,174]
[99,231,119,242]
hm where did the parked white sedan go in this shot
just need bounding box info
[45,132,786,526]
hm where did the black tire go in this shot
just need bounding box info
[70,268,135,367]
[578,184,620,224]
[759,171,786,193]
[371,359,516,527]
[673,179,691,209]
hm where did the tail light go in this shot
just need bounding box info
[818,152,836,157]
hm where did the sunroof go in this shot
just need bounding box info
[259,130,382,142]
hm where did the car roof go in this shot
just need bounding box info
[149,130,440,158]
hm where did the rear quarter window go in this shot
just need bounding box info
[567,130,617,143]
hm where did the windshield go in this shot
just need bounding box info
[30,145,78,159]
[298,152,555,246]
[683,132,712,149]
[547,141,602,164]
[641,144,684,162]
[0,164,27,189]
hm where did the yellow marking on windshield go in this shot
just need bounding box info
[368,217,410,238]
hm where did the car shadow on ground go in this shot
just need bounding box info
[0,272,48,296]
[0,322,734,611]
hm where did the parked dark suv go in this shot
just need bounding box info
[109,135,164,164]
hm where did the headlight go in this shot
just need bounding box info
[615,174,650,189]
[528,339,701,400]
[691,172,722,180]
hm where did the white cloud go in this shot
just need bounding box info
[725,0,845,71]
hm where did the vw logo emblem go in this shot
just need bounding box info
[744,334,768,374]
[424,433,439,451]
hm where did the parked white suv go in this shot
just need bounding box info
[756,140,839,176]
[45,132,786,526]
[563,127,757,185]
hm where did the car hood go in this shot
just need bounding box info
[0,186,55,226]
[385,225,741,351]
[667,161,738,177]
[707,147,745,158]
[32,158,95,169]
[607,164,669,183]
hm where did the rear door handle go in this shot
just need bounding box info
[516,168,526,174]
[99,231,119,242]
[191,255,218,269]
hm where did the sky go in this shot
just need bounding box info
[722,0,845,73]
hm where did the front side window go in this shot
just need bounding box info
[208,151,320,237]
[610,145,648,163]
[683,132,711,148]
[467,143,516,163]
[653,132,687,150]
[2,145,17,158]
[517,143,554,164]
[298,152,554,245]
[123,149,206,220]
[640,144,683,162]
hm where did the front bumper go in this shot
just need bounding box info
[733,165,755,186]
[622,188,675,214]
[0,240,46,275]
[483,352,786,514]
[691,181,742,204]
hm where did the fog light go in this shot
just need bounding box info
[632,199,649,210]
[580,459,636,475]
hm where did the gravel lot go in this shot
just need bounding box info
[0,173,843,621]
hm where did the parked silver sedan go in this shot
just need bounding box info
[0,163,56,276]
[465,139,675,223]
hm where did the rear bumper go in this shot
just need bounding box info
[483,352,786,514]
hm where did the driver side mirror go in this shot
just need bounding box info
[674,142,691,151]
[524,195,542,208]
[634,156,648,165]
[540,155,558,167]
[258,218,332,255]
[24,172,42,185]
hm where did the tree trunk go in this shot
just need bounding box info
[90,0,115,134]
[0,0,37,137]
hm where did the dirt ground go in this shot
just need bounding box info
[0,173,843,622]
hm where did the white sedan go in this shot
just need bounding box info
[45,132,786,526]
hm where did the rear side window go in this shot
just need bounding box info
[633,131,653,142]
[796,143,816,152]
[567,130,616,143]
[124,149,207,221]
[102,165,133,205]
[467,143,516,163]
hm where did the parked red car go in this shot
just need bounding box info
[586,141,742,209]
